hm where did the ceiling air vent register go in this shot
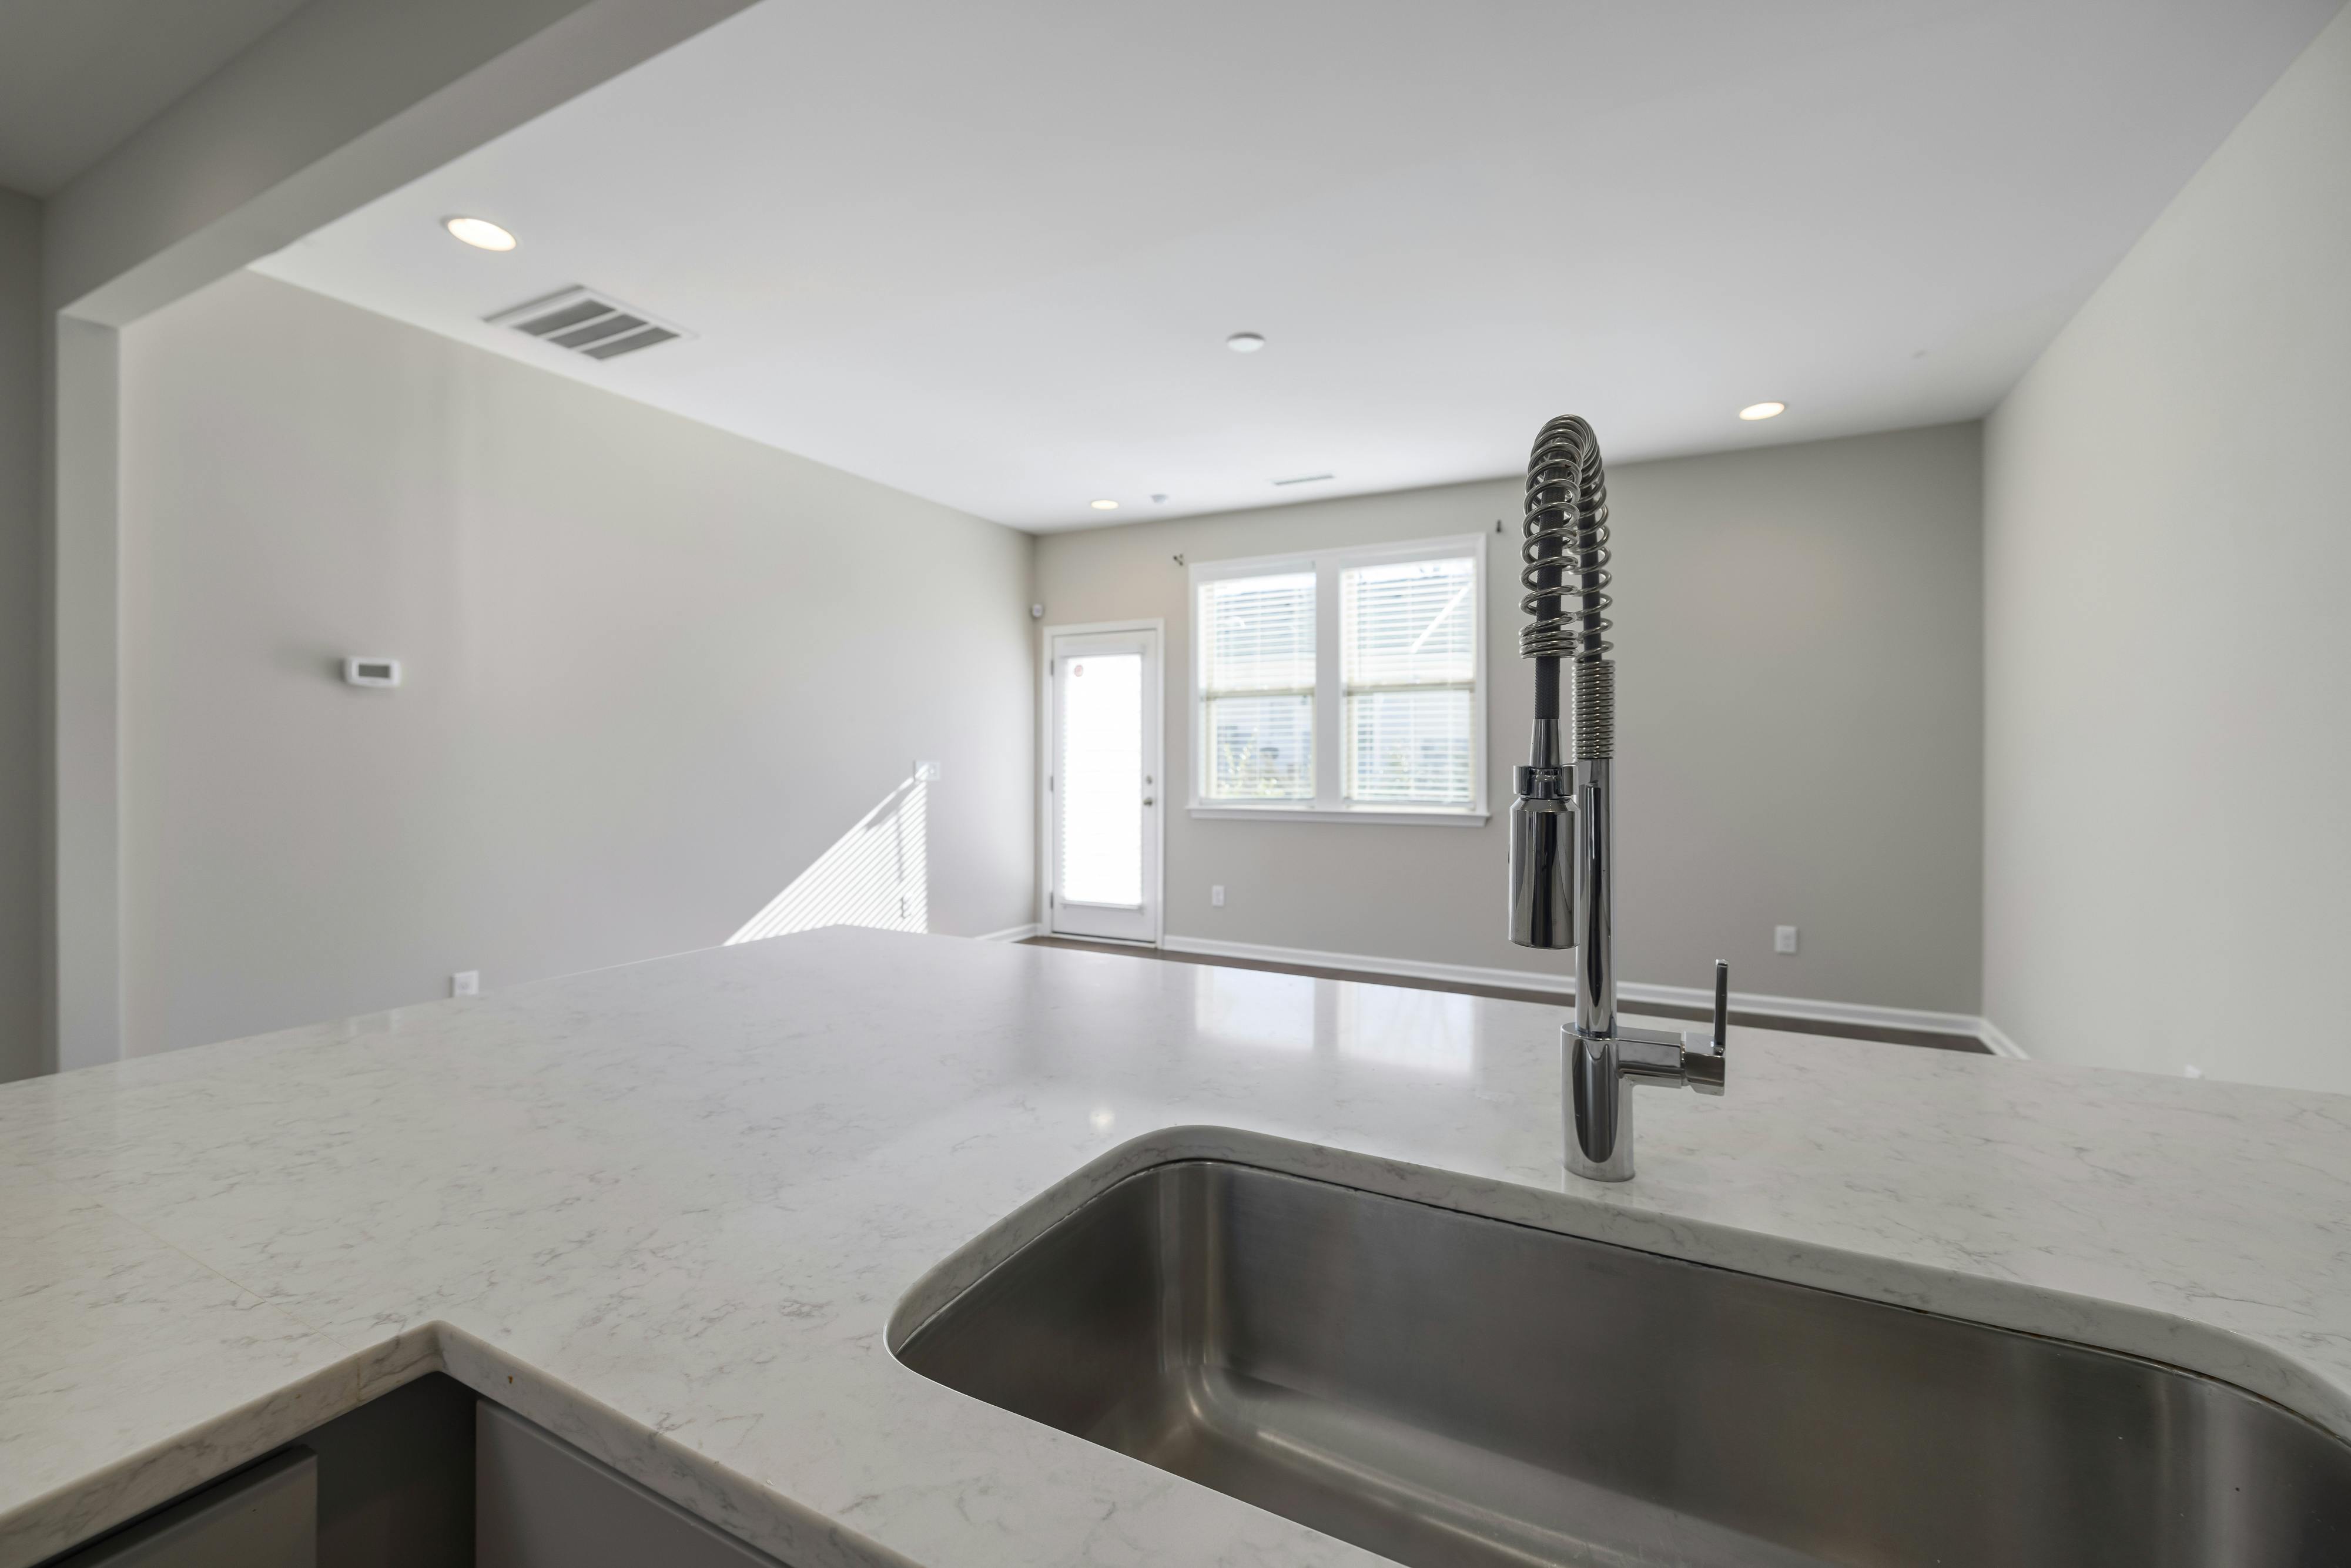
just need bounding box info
[484,286,692,361]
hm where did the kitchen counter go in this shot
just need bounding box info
[4,927,2350,1567]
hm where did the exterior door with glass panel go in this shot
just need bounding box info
[1049,628,1161,942]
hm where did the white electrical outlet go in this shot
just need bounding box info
[1211,884,1225,907]
[914,759,942,782]
[342,656,401,688]
[1773,925,1799,955]
[451,970,480,997]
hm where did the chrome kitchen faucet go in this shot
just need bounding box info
[1508,416,1727,1181]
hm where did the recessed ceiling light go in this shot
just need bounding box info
[1226,332,1265,353]
[1738,401,1787,421]
[443,216,517,252]
[1090,499,1120,510]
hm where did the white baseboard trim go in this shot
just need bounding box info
[1161,934,2018,1051]
[1975,1018,2030,1060]
[1619,978,1988,1042]
[972,923,1042,943]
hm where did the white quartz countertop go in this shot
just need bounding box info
[5,928,2351,1567]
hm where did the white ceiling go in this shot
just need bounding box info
[253,0,2341,532]
[0,0,309,195]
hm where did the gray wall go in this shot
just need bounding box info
[117,270,1034,1056]
[1983,5,2351,1091]
[0,189,39,1081]
[1037,423,1984,1015]
[36,0,762,1073]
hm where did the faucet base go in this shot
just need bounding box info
[1563,1026,1639,1182]
[1563,1015,1729,1182]
[1566,1125,1638,1181]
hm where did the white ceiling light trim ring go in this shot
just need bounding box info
[443,216,517,251]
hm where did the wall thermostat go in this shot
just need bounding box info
[343,657,402,688]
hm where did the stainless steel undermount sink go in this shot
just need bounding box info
[896,1160,2351,1568]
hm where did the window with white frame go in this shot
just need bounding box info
[1191,535,1485,821]
[1198,572,1316,800]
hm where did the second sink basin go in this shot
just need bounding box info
[896,1159,2351,1568]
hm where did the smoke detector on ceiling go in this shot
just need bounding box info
[484,286,692,361]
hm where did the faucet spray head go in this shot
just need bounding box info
[1509,719,1575,948]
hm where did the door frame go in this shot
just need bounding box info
[1037,619,1166,945]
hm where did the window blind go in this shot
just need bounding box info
[1200,572,1314,799]
[1341,557,1476,804]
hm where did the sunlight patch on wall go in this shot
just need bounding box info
[728,776,929,944]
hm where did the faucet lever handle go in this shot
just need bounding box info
[1679,960,1729,1095]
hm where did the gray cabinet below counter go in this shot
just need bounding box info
[41,1376,791,1568]
[46,1452,316,1568]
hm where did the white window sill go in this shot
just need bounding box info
[1187,804,1489,827]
